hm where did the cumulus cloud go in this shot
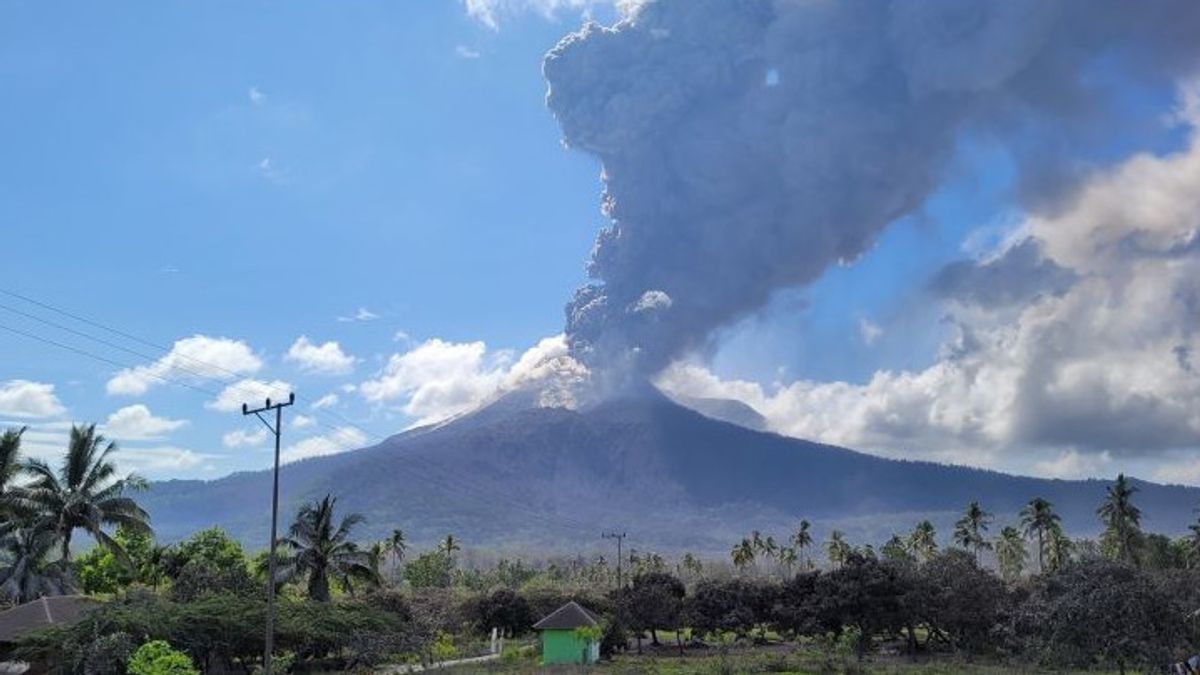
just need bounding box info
[0,380,65,418]
[292,414,316,429]
[107,335,262,396]
[117,447,211,473]
[207,379,294,413]
[659,119,1200,472]
[282,426,368,463]
[104,405,187,441]
[455,45,481,59]
[223,428,269,448]
[360,334,587,426]
[285,336,357,375]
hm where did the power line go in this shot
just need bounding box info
[0,298,604,537]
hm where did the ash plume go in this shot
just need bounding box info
[543,0,1200,385]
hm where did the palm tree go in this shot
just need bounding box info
[277,494,376,602]
[386,528,407,566]
[908,520,937,563]
[953,501,993,563]
[681,552,703,578]
[439,534,461,559]
[19,424,150,564]
[750,530,765,556]
[779,546,798,574]
[0,528,70,603]
[1020,497,1060,573]
[826,531,850,569]
[1044,523,1072,572]
[881,534,913,564]
[731,538,754,572]
[994,526,1027,582]
[792,520,813,570]
[1098,473,1142,565]
[0,427,27,536]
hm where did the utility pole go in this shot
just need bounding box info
[602,531,627,588]
[243,393,295,675]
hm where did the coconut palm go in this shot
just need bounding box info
[791,520,813,569]
[881,535,913,564]
[681,552,703,578]
[0,427,27,536]
[1098,473,1142,565]
[0,528,70,603]
[1044,523,1072,572]
[386,528,407,566]
[731,538,755,572]
[908,520,937,563]
[953,501,993,563]
[1188,511,1200,568]
[826,531,850,569]
[439,534,461,559]
[19,424,150,564]
[277,494,376,602]
[779,546,798,573]
[1020,497,1060,573]
[994,526,1027,582]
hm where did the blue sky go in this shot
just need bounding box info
[2,1,1197,484]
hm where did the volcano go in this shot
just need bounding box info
[142,389,1200,554]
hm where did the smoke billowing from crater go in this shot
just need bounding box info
[543,0,1200,386]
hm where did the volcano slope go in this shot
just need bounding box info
[142,390,1200,553]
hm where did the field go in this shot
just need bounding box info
[435,643,1128,674]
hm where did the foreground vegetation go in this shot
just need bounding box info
[3,425,1200,673]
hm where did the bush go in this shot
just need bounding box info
[126,641,199,675]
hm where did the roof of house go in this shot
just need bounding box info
[0,596,98,643]
[533,601,600,630]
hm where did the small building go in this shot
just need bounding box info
[533,601,601,666]
[0,596,99,673]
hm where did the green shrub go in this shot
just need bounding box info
[126,640,198,675]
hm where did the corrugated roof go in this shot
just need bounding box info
[0,596,97,643]
[533,601,600,630]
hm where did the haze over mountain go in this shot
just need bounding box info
[143,388,1200,555]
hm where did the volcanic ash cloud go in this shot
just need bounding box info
[543,0,1200,386]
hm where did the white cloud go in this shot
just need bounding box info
[659,121,1200,473]
[311,393,339,410]
[223,428,269,448]
[207,379,294,413]
[0,380,65,418]
[107,335,262,396]
[337,308,379,323]
[285,336,357,375]
[258,156,288,185]
[248,86,266,106]
[292,414,316,429]
[859,318,883,346]
[282,426,367,463]
[116,446,211,474]
[359,334,587,427]
[462,0,636,29]
[104,405,187,441]
[455,45,481,59]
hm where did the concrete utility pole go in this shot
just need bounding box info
[602,531,627,588]
[242,393,295,675]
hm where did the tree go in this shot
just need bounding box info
[623,572,685,645]
[826,531,851,569]
[0,528,70,603]
[386,529,407,570]
[881,535,914,565]
[1098,473,1142,566]
[277,494,376,602]
[792,520,813,570]
[1188,511,1200,568]
[403,550,454,589]
[730,538,754,572]
[1020,497,1060,573]
[0,427,27,533]
[908,521,937,563]
[1044,523,1072,573]
[438,534,460,559]
[812,554,909,657]
[127,640,199,675]
[907,549,1009,654]
[680,552,703,579]
[75,525,158,594]
[18,424,150,565]
[953,501,993,563]
[779,546,798,573]
[994,526,1027,582]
